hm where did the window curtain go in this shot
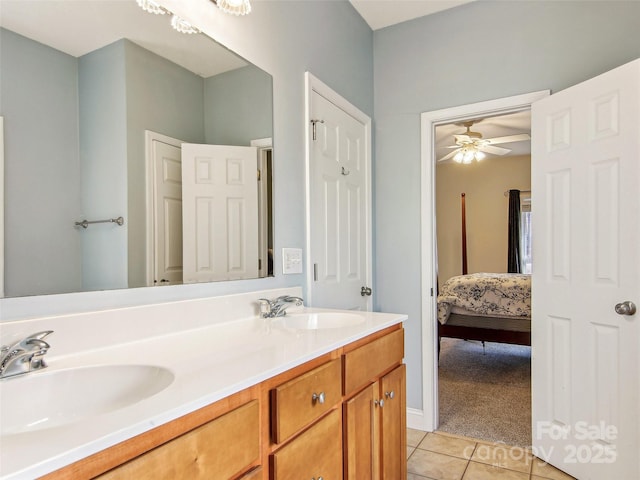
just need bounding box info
[507,189,521,273]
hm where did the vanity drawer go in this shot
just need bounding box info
[270,408,342,480]
[271,358,342,444]
[97,400,259,480]
[343,328,404,396]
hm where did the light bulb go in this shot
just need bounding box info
[217,0,252,15]
[136,0,167,15]
[171,15,200,34]
[454,151,464,163]
[463,150,475,163]
[475,150,486,161]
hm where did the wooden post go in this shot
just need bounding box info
[461,193,467,275]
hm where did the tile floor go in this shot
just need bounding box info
[407,429,576,480]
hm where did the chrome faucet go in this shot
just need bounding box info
[0,331,53,379]
[257,296,303,318]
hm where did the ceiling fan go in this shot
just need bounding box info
[439,121,530,164]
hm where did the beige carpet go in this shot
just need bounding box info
[438,338,531,447]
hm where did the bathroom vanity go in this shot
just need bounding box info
[0,288,406,480]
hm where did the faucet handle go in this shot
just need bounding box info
[257,298,273,317]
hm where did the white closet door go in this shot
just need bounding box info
[181,143,258,283]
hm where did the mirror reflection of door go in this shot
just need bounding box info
[146,132,272,286]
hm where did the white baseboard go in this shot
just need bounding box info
[407,407,432,431]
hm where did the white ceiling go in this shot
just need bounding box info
[435,110,532,163]
[349,0,477,30]
[0,0,246,78]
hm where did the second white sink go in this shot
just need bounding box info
[0,364,174,436]
[276,312,365,330]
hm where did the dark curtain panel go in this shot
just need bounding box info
[507,189,521,273]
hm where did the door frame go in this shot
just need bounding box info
[417,90,549,431]
[144,130,184,287]
[303,72,373,309]
[251,137,273,278]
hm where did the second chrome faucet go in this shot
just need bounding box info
[257,296,303,318]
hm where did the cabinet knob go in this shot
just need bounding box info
[385,390,395,399]
[312,392,325,404]
[374,399,385,407]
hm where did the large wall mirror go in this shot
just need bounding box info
[0,0,274,299]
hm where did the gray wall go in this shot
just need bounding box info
[123,40,206,288]
[373,0,640,410]
[0,28,82,297]
[78,40,128,292]
[204,65,273,145]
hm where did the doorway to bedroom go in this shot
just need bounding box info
[419,90,549,446]
[434,111,533,447]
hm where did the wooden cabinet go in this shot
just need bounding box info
[44,325,404,480]
[271,358,342,444]
[343,329,406,480]
[379,364,406,479]
[96,400,260,480]
[270,409,343,480]
[344,383,378,479]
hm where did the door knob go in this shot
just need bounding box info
[615,301,636,316]
[361,286,372,296]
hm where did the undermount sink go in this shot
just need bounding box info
[0,364,174,436]
[277,312,365,330]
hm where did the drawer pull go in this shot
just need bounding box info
[385,390,395,399]
[312,392,325,404]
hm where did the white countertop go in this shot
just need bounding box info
[0,301,406,480]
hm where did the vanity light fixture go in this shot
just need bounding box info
[211,0,252,16]
[136,0,168,15]
[135,0,201,34]
[170,15,201,34]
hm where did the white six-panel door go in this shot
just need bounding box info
[531,58,639,479]
[308,83,371,311]
[151,139,183,286]
[181,143,259,283]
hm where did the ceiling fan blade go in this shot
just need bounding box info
[438,148,461,162]
[478,144,511,155]
[485,133,530,145]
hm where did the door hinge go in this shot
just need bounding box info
[313,263,318,281]
[310,119,324,141]
[257,169,261,181]
[431,287,434,297]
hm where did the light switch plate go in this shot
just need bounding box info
[282,248,303,274]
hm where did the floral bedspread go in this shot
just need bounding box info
[437,273,531,324]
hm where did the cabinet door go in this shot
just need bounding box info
[97,400,259,480]
[271,408,343,480]
[380,364,406,480]
[344,383,379,480]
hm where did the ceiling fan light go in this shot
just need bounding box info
[136,0,168,15]
[453,151,464,163]
[463,150,475,163]
[216,0,252,16]
[475,150,486,161]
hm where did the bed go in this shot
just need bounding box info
[436,193,532,350]
[437,272,531,349]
